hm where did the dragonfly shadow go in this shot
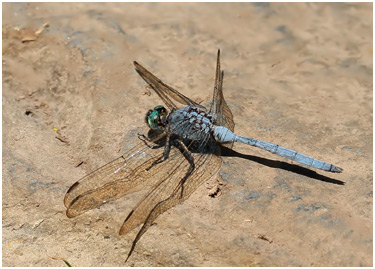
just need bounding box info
[220,146,345,185]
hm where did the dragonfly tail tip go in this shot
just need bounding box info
[333,166,343,173]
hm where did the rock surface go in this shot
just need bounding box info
[3,2,372,266]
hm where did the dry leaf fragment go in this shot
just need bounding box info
[35,22,49,35]
[20,22,49,42]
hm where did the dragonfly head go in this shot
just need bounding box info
[145,105,168,130]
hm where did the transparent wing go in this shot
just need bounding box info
[209,49,235,133]
[65,132,222,260]
[120,142,222,260]
[64,131,168,217]
[134,61,205,111]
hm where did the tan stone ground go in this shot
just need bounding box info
[3,2,372,266]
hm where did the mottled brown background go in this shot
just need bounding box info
[2,2,372,266]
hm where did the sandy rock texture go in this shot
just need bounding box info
[2,2,372,267]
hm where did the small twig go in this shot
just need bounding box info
[47,255,72,267]
[35,23,49,35]
[74,161,84,167]
[55,136,70,145]
[258,234,273,243]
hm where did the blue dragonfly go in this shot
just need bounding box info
[64,50,342,261]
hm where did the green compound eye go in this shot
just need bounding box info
[146,105,167,130]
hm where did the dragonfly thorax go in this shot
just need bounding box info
[166,106,215,141]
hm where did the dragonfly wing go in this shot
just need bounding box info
[64,132,167,218]
[119,144,222,258]
[209,49,235,133]
[209,49,235,151]
[134,61,205,111]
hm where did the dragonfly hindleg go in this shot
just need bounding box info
[174,139,195,198]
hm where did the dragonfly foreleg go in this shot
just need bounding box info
[137,132,166,149]
[145,134,172,171]
[138,134,157,149]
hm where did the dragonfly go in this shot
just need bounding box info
[64,50,343,262]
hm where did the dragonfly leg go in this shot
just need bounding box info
[145,134,172,171]
[137,133,150,141]
[138,134,157,149]
[174,139,195,199]
[137,132,165,149]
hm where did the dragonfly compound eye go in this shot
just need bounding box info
[146,105,167,130]
[145,109,153,125]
